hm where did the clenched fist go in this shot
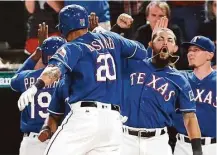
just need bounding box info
[117,13,134,29]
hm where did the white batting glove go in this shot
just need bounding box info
[18,85,38,111]
[117,13,134,29]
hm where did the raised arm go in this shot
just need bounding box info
[46,1,63,13]
[37,65,62,87]
[25,0,35,14]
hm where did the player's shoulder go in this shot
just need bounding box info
[10,68,44,92]
[202,70,217,85]
[210,70,217,80]
[94,30,123,41]
[61,41,80,50]
[166,68,191,90]
[14,68,44,79]
[57,41,84,56]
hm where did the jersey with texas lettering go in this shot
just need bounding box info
[172,71,216,137]
[49,31,147,105]
[121,59,196,128]
[11,68,59,133]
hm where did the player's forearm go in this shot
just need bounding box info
[38,114,62,142]
[44,114,62,133]
[36,65,61,88]
[183,112,203,154]
[183,112,201,139]
[30,47,42,62]
[16,49,41,73]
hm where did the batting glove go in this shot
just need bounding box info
[18,85,38,111]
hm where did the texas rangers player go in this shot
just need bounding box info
[121,28,203,155]
[17,4,148,155]
[38,75,71,142]
[172,36,216,155]
[10,36,66,155]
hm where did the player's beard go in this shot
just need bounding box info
[152,47,171,68]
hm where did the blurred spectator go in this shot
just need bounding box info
[134,1,186,69]
[198,0,216,45]
[168,1,205,41]
[109,1,125,27]
[109,1,149,39]
[198,0,216,68]
[134,2,182,48]
[24,0,62,54]
[63,1,111,30]
[122,1,147,39]
[0,1,26,49]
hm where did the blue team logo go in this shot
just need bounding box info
[80,18,85,26]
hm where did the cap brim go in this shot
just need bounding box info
[181,42,208,51]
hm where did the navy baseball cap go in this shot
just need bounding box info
[182,36,215,53]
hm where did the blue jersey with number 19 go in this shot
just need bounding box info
[48,75,71,116]
[49,31,147,105]
[11,67,59,133]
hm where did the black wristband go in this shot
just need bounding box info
[35,79,45,89]
[191,138,202,152]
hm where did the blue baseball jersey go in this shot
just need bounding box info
[10,59,59,133]
[172,71,216,137]
[122,59,196,128]
[48,75,71,116]
[49,31,147,106]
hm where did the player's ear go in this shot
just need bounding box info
[207,52,214,61]
[148,41,153,48]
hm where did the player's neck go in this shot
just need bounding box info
[193,63,213,80]
[66,29,88,42]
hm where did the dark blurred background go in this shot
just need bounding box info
[0,2,25,154]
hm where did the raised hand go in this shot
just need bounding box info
[88,12,99,31]
[117,13,134,29]
[152,17,168,36]
[38,22,48,46]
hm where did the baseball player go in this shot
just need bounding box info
[38,75,71,142]
[17,4,149,155]
[172,36,216,155]
[10,36,66,155]
[121,28,203,155]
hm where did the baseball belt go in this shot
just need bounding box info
[80,101,120,112]
[123,127,166,138]
[177,134,216,145]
